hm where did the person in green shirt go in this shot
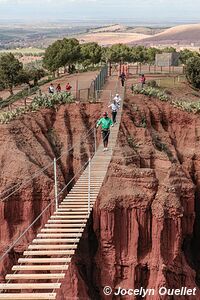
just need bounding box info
[96,112,113,151]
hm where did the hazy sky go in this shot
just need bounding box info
[0,0,199,22]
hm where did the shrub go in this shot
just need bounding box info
[131,85,169,102]
[0,92,74,124]
[147,80,158,88]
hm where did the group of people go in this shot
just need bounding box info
[48,82,72,94]
[97,73,146,152]
[97,93,121,151]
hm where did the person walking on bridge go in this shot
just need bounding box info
[108,100,119,124]
[96,112,113,151]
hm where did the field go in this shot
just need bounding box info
[0,48,45,55]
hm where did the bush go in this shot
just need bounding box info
[131,85,169,102]
[0,92,74,124]
[147,80,158,88]
[186,57,200,89]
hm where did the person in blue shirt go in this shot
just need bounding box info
[96,112,113,151]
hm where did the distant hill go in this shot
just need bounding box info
[135,24,200,46]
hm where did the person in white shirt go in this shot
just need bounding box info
[108,100,119,124]
[48,83,55,94]
[113,93,121,107]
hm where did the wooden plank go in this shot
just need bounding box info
[53,212,88,215]
[56,208,89,212]
[41,228,84,233]
[33,239,78,243]
[23,250,75,256]
[45,224,84,228]
[0,283,61,289]
[37,233,82,238]
[28,244,77,250]
[48,219,87,223]
[12,265,68,271]
[50,215,87,219]
[18,258,71,264]
[0,293,56,299]
[5,273,65,280]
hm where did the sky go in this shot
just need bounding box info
[0,0,200,23]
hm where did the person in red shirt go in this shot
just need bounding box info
[66,82,72,92]
[140,74,146,88]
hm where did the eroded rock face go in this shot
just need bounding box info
[0,103,101,280]
[61,94,200,299]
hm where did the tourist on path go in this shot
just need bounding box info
[119,72,126,87]
[48,83,55,94]
[96,112,113,151]
[66,82,72,92]
[108,100,119,124]
[56,83,61,93]
[140,74,146,89]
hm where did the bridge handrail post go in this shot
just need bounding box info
[88,157,91,215]
[94,128,97,153]
[54,157,58,212]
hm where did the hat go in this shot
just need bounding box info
[103,112,108,117]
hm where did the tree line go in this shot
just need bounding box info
[1,38,200,95]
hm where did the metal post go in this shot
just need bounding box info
[88,158,91,215]
[94,129,97,153]
[54,158,58,212]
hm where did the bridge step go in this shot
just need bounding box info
[45,224,84,228]
[33,239,79,243]
[12,265,69,271]
[41,228,84,233]
[18,258,71,264]
[0,293,56,299]
[48,219,87,223]
[5,274,65,280]
[0,283,61,289]
[23,250,75,256]
[28,244,77,250]
[37,233,81,238]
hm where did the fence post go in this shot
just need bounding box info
[94,128,97,153]
[88,158,91,215]
[54,158,58,212]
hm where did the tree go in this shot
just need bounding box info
[24,67,46,86]
[179,49,200,65]
[146,47,162,65]
[131,46,149,64]
[80,42,102,67]
[0,53,23,95]
[162,47,177,53]
[105,44,132,63]
[185,57,200,89]
[43,38,80,75]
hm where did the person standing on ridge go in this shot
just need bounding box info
[48,83,54,94]
[140,74,146,89]
[96,112,113,151]
[119,72,126,87]
[108,100,119,124]
[56,83,61,93]
[66,82,72,92]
